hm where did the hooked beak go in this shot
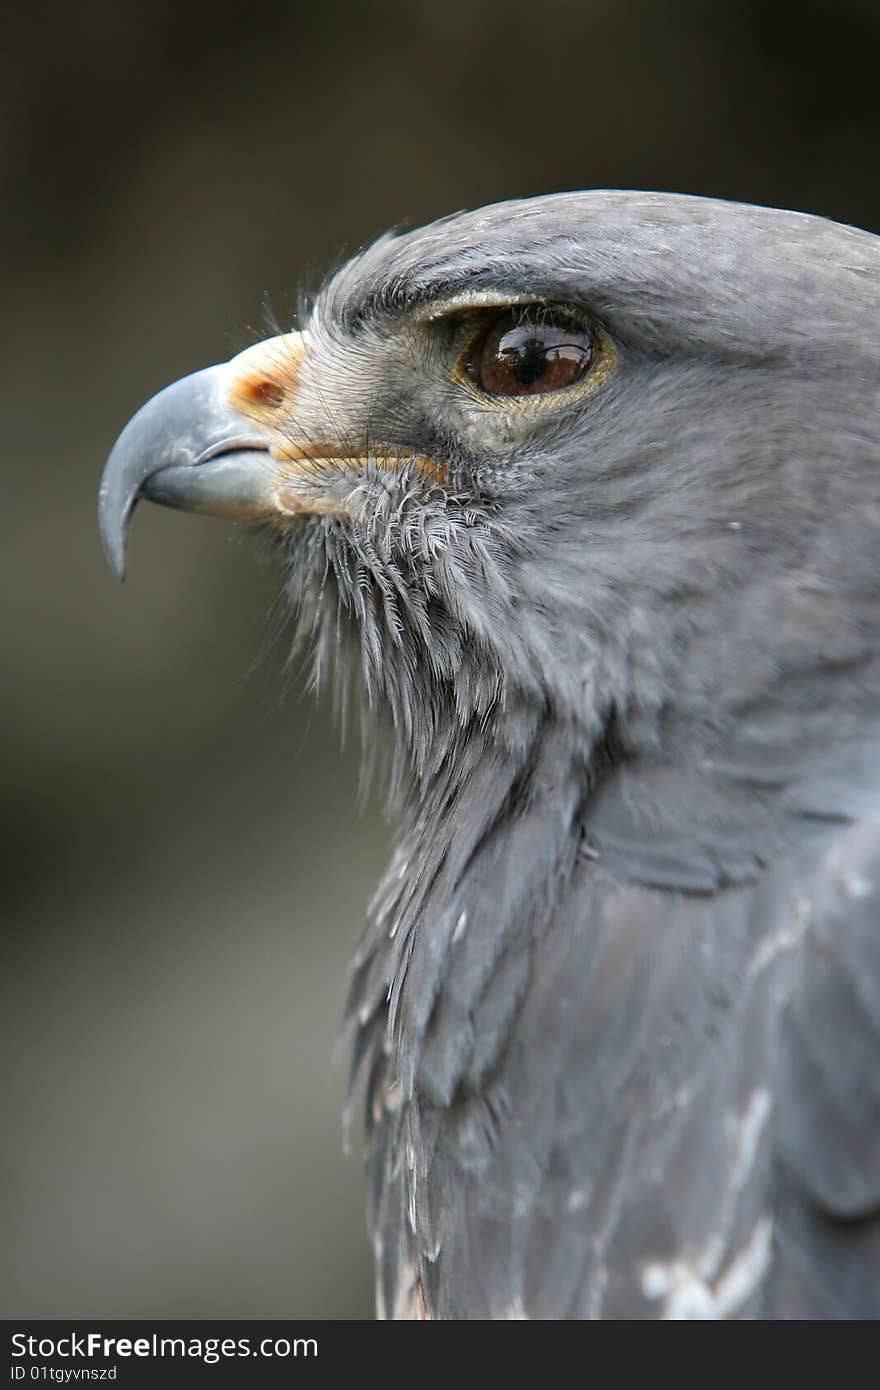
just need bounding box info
[99,330,449,579]
[98,332,332,579]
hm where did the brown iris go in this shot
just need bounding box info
[466,306,596,397]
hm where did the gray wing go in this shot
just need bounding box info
[772,818,880,1317]
[356,817,880,1319]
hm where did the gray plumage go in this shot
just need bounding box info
[100,191,880,1318]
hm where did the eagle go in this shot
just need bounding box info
[99,191,880,1318]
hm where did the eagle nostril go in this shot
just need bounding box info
[241,377,286,408]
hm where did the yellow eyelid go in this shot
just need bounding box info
[414,291,549,324]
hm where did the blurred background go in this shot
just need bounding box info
[2,0,878,1319]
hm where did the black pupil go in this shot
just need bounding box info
[508,336,549,385]
[473,309,593,396]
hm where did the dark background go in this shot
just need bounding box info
[3,0,878,1319]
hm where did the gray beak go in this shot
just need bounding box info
[97,329,440,578]
[98,363,278,580]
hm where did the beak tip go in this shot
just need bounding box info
[102,539,128,582]
[103,530,128,581]
[98,491,129,581]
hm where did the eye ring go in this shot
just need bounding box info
[451,302,612,411]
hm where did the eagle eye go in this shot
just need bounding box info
[464,305,596,398]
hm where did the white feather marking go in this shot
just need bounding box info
[501,1297,530,1319]
[730,1088,773,1191]
[641,1218,773,1319]
[566,1184,592,1214]
[642,1088,773,1318]
[748,895,810,979]
[843,872,872,899]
